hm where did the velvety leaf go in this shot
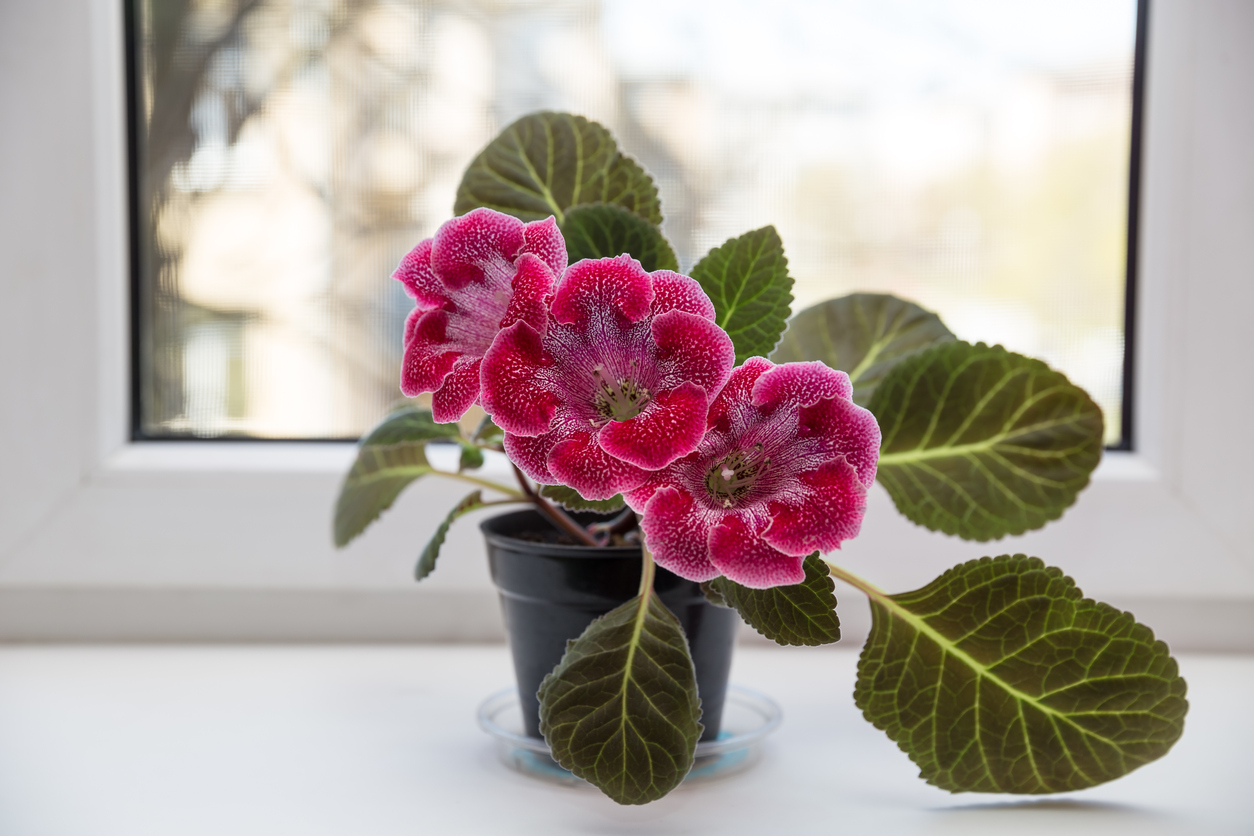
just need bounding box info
[560,203,678,272]
[360,405,461,447]
[454,112,660,224]
[691,226,794,363]
[699,580,731,608]
[855,554,1188,794]
[334,442,433,548]
[871,341,1103,541]
[539,484,625,513]
[539,590,702,805]
[473,414,505,447]
[702,554,841,646]
[333,407,462,547]
[771,293,956,406]
[415,490,492,581]
[457,440,485,471]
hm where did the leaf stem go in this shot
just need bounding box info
[587,508,639,545]
[429,468,527,499]
[820,558,889,603]
[638,538,657,598]
[511,465,599,547]
[477,498,531,510]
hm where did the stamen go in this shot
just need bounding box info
[590,364,651,424]
[705,443,772,507]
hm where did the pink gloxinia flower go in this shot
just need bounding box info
[394,207,567,423]
[480,255,736,501]
[624,357,881,589]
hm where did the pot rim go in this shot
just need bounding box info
[479,507,641,558]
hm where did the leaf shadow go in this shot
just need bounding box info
[929,797,1183,833]
[936,798,1143,815]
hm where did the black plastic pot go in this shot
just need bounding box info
[482,508,739,742]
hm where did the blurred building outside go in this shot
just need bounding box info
[135,0,1136,444]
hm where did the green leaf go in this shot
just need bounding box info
[855,554,1188,794]
[457,440,484,471]
[454,112,661,224]
[539,589,702,805]
[359,405,461,448]
[771,293,956,407]
[415,490,492,581]
[333,406,461,547]
[473,414,505,447]
[690,226,794,363]
[699,581,730,608]
[539,484,625,513]
[560,204,679,272]
[701,554,841,646]
[871,341,1103,541]
[334,443,433,548]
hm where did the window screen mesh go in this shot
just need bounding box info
[133,0,1136,442]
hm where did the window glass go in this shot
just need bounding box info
[133,0,1137,443]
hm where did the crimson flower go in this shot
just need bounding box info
[624,358,880,588]
[394,208,566,423]
[480,256,736,500]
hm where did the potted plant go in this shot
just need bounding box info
[334,112,1187,805]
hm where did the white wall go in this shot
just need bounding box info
[0,0,1251,648]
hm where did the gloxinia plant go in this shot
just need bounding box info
[335,113,1186,805]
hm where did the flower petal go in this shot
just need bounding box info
[402,306,423,348]
[650,270,716,320]
[762,457,868,555]
[400,310,458,396]
[503,429,560,484]
[430,208,525,292]
[752,360,853,411]
[431,357,482,424]
[652,310,736,394]
[623,470,669,514]
[547,430,650,500]
[798,396,882,487]
[598,381,709,470]
[639,486,721,582]
[522,216,567,276]
[551,255,653,327]
[500,253,555,332]
[480,321,560,436]
[393,239,446,309]
[708,514,807,589]
[707,357,774,434]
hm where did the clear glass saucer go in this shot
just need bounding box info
[477,685,782,787]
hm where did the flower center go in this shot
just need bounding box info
[590,363,651,424]
[705,444,771,508]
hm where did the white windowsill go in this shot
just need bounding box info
[0,645,1249,836]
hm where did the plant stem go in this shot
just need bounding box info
[478,499,531,510]
[609,508,639,536]
[430,468,527,500]
[510,464,599,547]
[638,538,657,598]
[821,558,889,603]
[587,508,638,544]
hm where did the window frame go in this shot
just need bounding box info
[1,0,1251,647]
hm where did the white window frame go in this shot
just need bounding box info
[1,0,1251,646]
